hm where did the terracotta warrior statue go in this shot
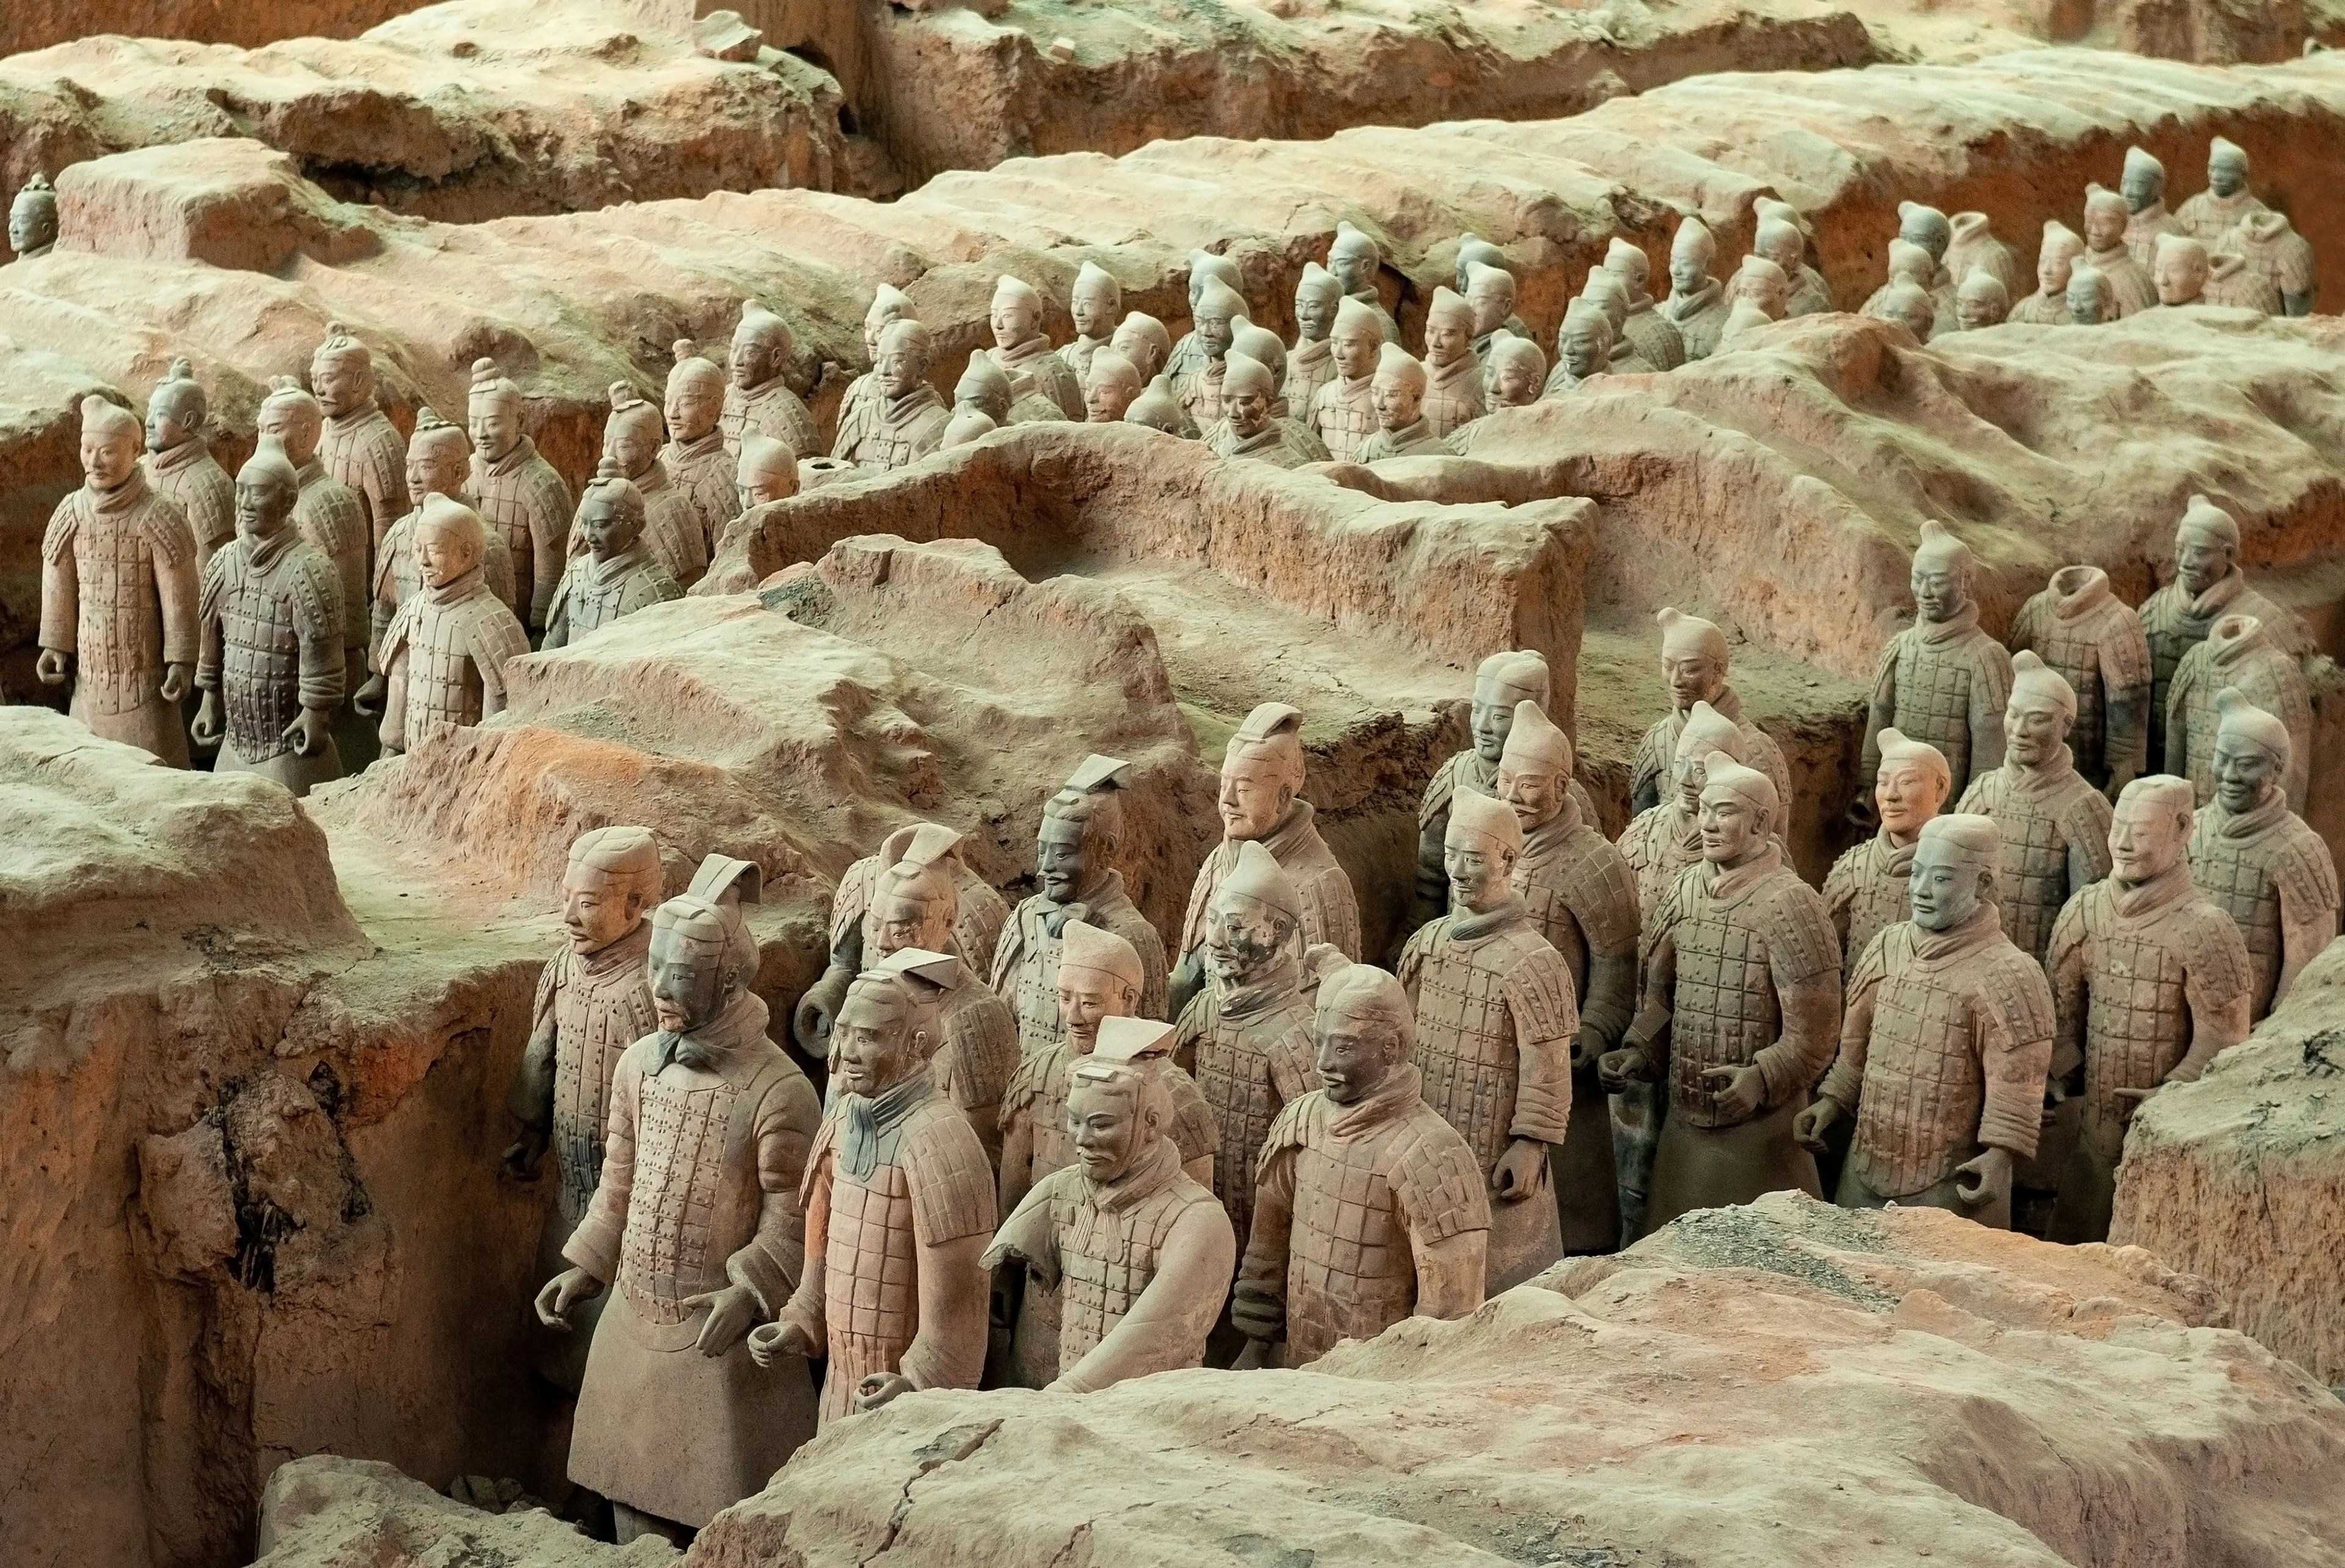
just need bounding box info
[1496,700,1638,1254]
[1857,520,2013,816]
[2064,264,2113,326]
[829,284,914,459]
[984,1015,1235,1391]
[1823,728,1951,968]
[989,275,1082,420]
[1952,270,2010,330]
[1286,261,1343,416]
[2224,209,2316,318]
[1354,344,1453,460]
[2150,234,2211,308]
[1945,212,2020,298]
[1582,267,1659,374]
[2082,186,2155,318]
[1235,964,1490,1367]
[1172,274,1247,424]
[1665,216,1731,363]
[1629,606,1792,815]
[2176,136,2267,245]
[1754,216,1832,320]
[1466,260,1528,371]
[310,322,408,553]
[1060,261,1121,387]
[1598,237,1686,369]
[1795,813,2056,1229]
[1172,702,1362,1015]
[1167,250,1246,389]
[1231,322,1297,419]
[2046,776,2252,1244]
[143,358,234,569]
[504,826,664,1393]
[1954,652,2115,964]
[258,377,368,703]
[2009,565,2151,796]
[1546,299,1616,397]
[1311,296,1386,462]
[356,495,531,753]
[1208,351,1323,468]
[466,357,572,633]
[2009,222,2085,325]
[795,822,1007,1057]
[10,172,56,260]
[1716,276,1787,353]
[837,320,950,471]
[2139,493,2298,764]
[991,755,1170,1054]
[2120,145,2183,267]
[1173,840,1320,1261]
[1125,375,1190,437]
[1485,332,1547,410]
[538,855,822,1544]
[722,301,818,461]
[998,919,1215,1388]
[1418,286,1487,438]
[2187,689,2339,1022]
[1602,753,1841,1236]
[953,348,1055,430]
[1077,347,1141,426]
[940,404,997,451]
[542,460,683,651]
[38,395,197,765]
[662,343,736,551]
[749,948,994,1425]
[2167,613,2312,812]
[1455,236,1527,329]
[1419,650,1562,927]
[1328,220,1398,342]
[602,382,707,587]
[1397,789,1574,1291]
[734,434,798,517]
[1620,699,1748,955]
[1863,243,1940,336]
[191,438,346,796]
[370,410,514,675]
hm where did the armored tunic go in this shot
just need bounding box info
[1820,907,2054,1212]
[2082,242,2155,318]
[837,385,950,472]
[2124,201,2184,270]
[320,404,409,552]
[2007,289,2071,325]
[1662,280,1729,361]
[2176,186,2268,246]
[1310,374,1378,462]
[1179,800,1362,969]
[2045,863,2252,1242]
[1619,299,1687,369]
[1619,800,1703,964]
[631,459,710,589]
[1823,830,1917,971]
[1781,265,1834,319]
[373,564,531,751]
[563,992,822,1526]
[990,871,1170,1056]
[988,1138,1234,1390]
[2138,567,2302,763]
[1397,899,1576,1291]
[925,963,1020,1167]
[1172,950,1317,1252]
[39,470,198,765]
[1057,334,1110,388]
[2008,569,2153,789]
[195,528,344,785]
[2167,619,2312,811]
[2205,252,2282,314]
[1163,331,1207,397]
[1241,1067,1490,1366]
[471,434,573,629]
[1354,419,1454,461]
[1283,338,1336,422]
[1627,684,1794,815]
[2222,212,2315,313]
[829,371,882,461]
[145,438,235,567]
[1955,752,2116,964]
[995,333,1083,421]
[660,430,737,560]
[291,459,368,672]
[544,544,681,650]
[1209,418,1328,468]
[1420,354,1488,439]
[2189,794,2340,1022]
[780,1077,995,1426]
[1864,602,2014,798]
[827,849,1009,982]
[722,376,819,462]
[371,501,513,661]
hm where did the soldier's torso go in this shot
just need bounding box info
[2023,609,2115,774]
[1850,939,1988,1197]
[2188,816,2302,1020]
[1409,924,1543,1171]
[321,410,404,535]
[1420,360,1485,438]
[2073,893,2200,1139]
[563,557,670,639]
[619,1066,747,1323]
[1828,837,1911,971]
[1284,343,1335,417]
[1004,900,1069,1058]
[69,497,169,713]
[934,984,1019,1117]
[1621,807,1699,957]
[1312,377,1377,461]
[215,545,314,760]
[1023,1042,1078,1181]
[822,1110,958,1359]
[1890,628,1990,783]
[722,381,819,459]
[400,596,489,733]
[1189,990,1312,1239]
[1288,1119,1417,1353]
[1666,881,1789,1127]
[1965,771,2095,963]
[551,947,658,1228]
[1056,1180,1205,1372]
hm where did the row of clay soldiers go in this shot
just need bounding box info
[503,511,2334,1541]
[32,319,808,794]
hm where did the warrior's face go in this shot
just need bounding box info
[1203,891,1290,987]
[872,887,952,959]
[310,353,369,419]
[2109,791,2187,884]
[1036,814,1090,904]
[1697,785,1768,865]
[2212,738,2281,815]
[1442,832,1514,913]
[1054,968,1133,1057]
[563,865,645,954]
[81,423,139,491]
[1066,1077,1146,1183]
[233,470,295,544]
[1217,752,1294,842]
[1907,837,1986,934]
[1496,760,1563,833]
[1315,1005,1399,1105]
[1875,759,1945,840]
[732,325,783,390]
[649,924,732,1036]
[2004,698,2070,769]
[2175,534,2232,598]
[831,990,921,1097]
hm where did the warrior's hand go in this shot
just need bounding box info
[159,661,193,703]
[1043,902,1091,940]
[682,1282,762,1358]
[353,672,388,718]
[191,690,224,747]
[1791,1097,1842,1153]
[747,1319,815,1368]
[533,1267,603,1329]
[854,1372,916,1412]
[1701,1064,1765,1124]
[1953,1146,2013,1213]
[1490,1138,1548,1203]
[1229,1283,1284,1343]
[1596,1047,1649,1095]
[500,1130,547,1180]
[34,648,68,685]
[285,706,332,758]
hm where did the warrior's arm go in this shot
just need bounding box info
[1408,1229,1488,1323]
[900,1232,991,1395]
[2275,877,2340,1009]
[1753,970,1842,1109]
[1816,947,1882,1114]
[560,1065,639,1283]
[773,1161,832,1348]
[978,1178,1061,1293]
[506,961,561,1136]
[1232,1147,1297,1341]
[726,1093,817,1316]
[1052,1203,1235,1395]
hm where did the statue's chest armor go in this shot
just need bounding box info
[619,1073,741,1323]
